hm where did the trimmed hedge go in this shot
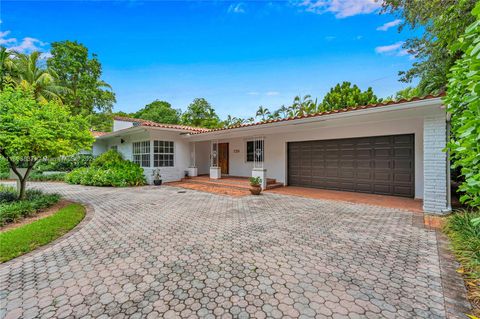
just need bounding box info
[34,154,93,173]
[28,172,67,182]
[65,150,146,187]
[0,185,61,226]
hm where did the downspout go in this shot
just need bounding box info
[446,112,452,212]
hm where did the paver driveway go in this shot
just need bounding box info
[0,183,452,318]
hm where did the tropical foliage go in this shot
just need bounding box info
[444,209,480,314]
[47,40,116,115]
[182,98,221,128]
[65,150,146,187]
[0,185,60,226]
[0,87,94,199]
[382,0,478,94]
[321,82,378,112]
[134,100,181,124]
[445,3,480,207]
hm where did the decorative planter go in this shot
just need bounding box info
[153,179,162,186]
[250,185,262,195]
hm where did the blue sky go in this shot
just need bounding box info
[1,0,417,119]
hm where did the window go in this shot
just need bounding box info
[110,145,118,151]
[154,141,174,167]
[132,141,150,167]
[246,140,264,162]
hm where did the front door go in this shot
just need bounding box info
[218,143,229,175]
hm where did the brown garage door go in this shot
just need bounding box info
[288,134,415,197]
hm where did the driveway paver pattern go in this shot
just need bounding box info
[0,183,456,318]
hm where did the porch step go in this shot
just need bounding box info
[180,178,251,191]
[265,182,284,190]
[179,176,284,191]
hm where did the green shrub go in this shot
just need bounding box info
[34,154,93,173]
[91,150,124,168]
[0,187,61,226]
[445,4,480,207]
[28,172,67,182]
[444,209,480,311]
[0,191,17,204]
[444,210,480,275]
[65,150,146,187]
[0,158,9,180]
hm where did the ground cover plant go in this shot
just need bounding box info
[65,150,146,187]
[0,203,85,262]
[444,210,480,316]
[0,185,60,226]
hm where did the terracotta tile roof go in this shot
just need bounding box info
[113,116,211,133]
[91,131,108,137]
[192,93,444,135]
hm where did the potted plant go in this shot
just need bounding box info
[152,168,162,186]
[249,176,262,195]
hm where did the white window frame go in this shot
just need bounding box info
[154,140,175,167]
[132,141,150,167]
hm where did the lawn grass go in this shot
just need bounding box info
[444,209,480,315]
[0,203,85,263]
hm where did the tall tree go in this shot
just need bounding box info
[321,82,378,111]
[181,98,221,128]
[0,87,94,199]
[134,100,181,124]
[10,51,66,103]
[382,0,477,94]
[47,40,115,115]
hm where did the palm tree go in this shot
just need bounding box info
[275,105,289,119]
[11,51,68,103]
[255,106,271,121]
[0,47,15,90]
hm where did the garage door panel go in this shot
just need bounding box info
[374,160,391,169]
[288,134,414,197]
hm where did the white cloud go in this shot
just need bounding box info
[228,2,246,14]
[296,0,382,18]
[266,91,279,96]
[375,41,409,56]
[0,31,16,45]
[1,31,48,54]
[7,37,47,54]
[376,19,402,31]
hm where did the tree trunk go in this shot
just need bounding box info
[18,177,27,200]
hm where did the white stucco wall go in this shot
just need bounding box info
[92,141,107,157]
[96,130,191,184]
[194,117,425,198]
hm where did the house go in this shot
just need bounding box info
[93,94,451,214]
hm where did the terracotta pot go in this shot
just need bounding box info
[250,185,262,195]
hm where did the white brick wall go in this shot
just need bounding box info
[423,115,450,214]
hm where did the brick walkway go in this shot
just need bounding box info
[0,183,470,318]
